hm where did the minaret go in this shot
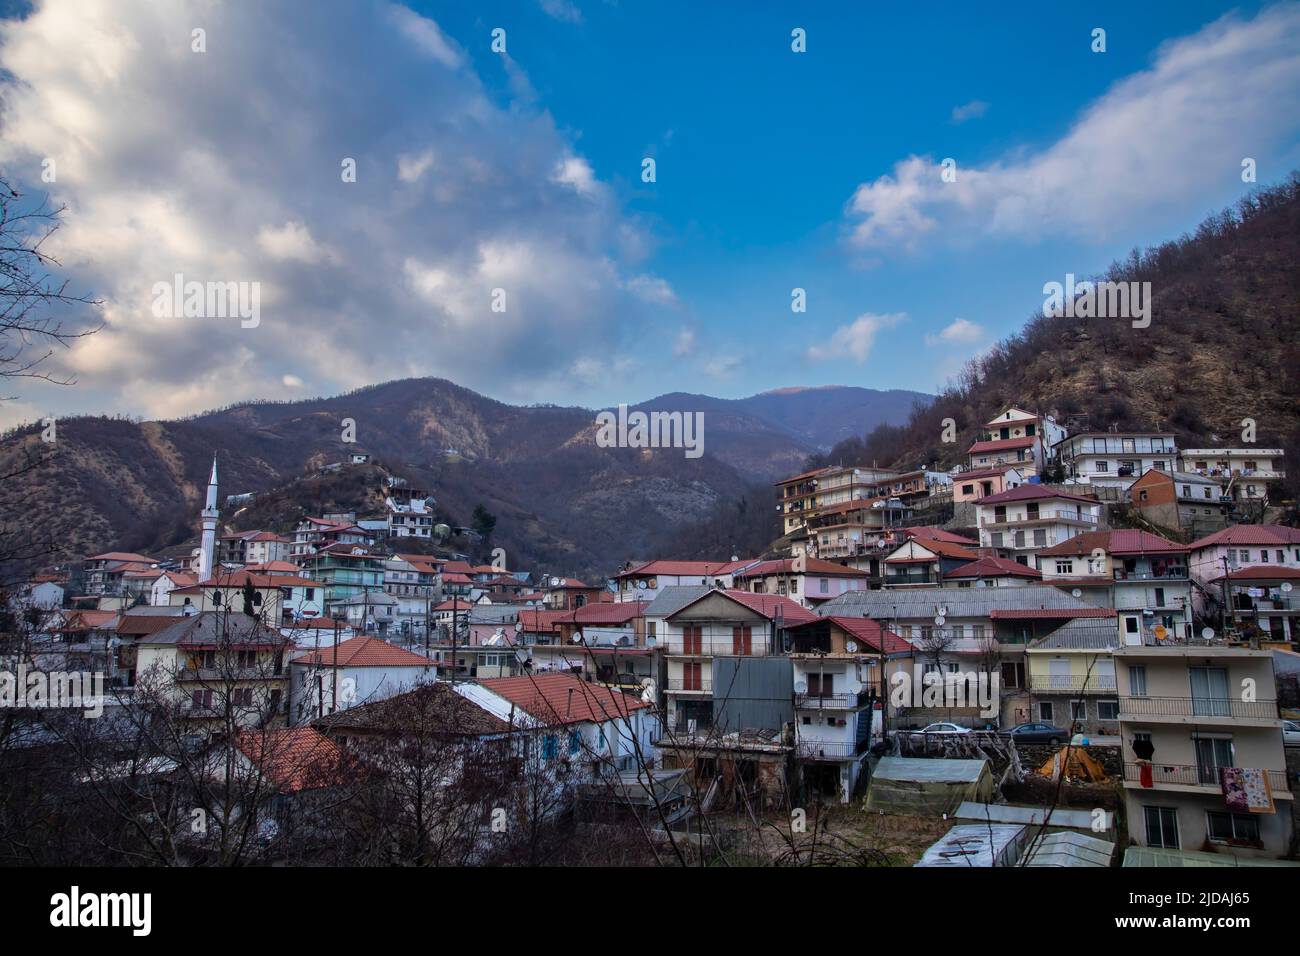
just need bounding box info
[197,456,218,582]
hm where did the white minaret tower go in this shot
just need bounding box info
[197,456,219,582]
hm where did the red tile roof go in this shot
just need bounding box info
[814,616,912,654]
[292,636,431,668]
[1037,530,1187,558]
[890,538,978,561]
[572,601,648,625]
[774,466,833,487]
[87,552,156,563]
[236,728,350,794]
[945,557,1043,579]
[479,672,648,726]
[1208,565,1300,583]
[952,465,1022,481]
[197,570,320,588]
[1189,525,1300,549]
[968,437,1035,454]
[519,609,570,632]
[718,590,818,624]
[975,484,1098,506]
[615,559,754,579]
[903,526,980,546]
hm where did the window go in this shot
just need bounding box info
[1277,550,1285,563]
[1144,807,1180,849]
[1033,529,1047,547]
[683,661,703,691]
[542,735,558,760]
[1055,560,1074,575]
[732,626,753,655]
[1207,811,1261,845]
[1095,460,1109,472]
[568,731,581,756]
[972,624,986,639]
[1189,666,1230,717]
[1070,700,1087,721]
[1097,700,1119,720]
[961,484,974,495]
[1194,736,1233,784]
[1038,701,1053,721]
[807,672,834,696]
[1181,485,1191,497]
[1000,662,1024,689]
[991,532,1003,548]
[683,624,702,655]
[1260,550,1269,563]
[1128,665,1147,696]
[819,578,828,594]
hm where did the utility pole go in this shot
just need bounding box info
[1221,555,1233,640]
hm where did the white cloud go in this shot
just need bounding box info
[552,155,598,197]
[397,149,436,183]
[847,6,1300,249]
[704,354,742,379]
[806,313,905,364]
[540,0,582,24]
[924,317,985,346]
[256,222,326,263]
[0,0,672,419]
[950,100,988,123]
[626,274,677,306]
[673,328,696,358]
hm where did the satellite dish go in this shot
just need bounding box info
[1282,582,1294,593]
[794,681,808,695]
[975,579,988,588]
[934,615,946,627]
[937,606,948,617]
[1201,627,1216,641]
[571,633,582,644]
[845,640,858,654]
[514,621,523,633]
[636,580,647,590]
[1071,588,1082,598]
[550,576,561,588]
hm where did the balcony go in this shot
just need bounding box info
[662,639,772,657]
[1118,696,1278,720]
[1113,568,1188,581]
[665,678,712,694]
[796,739,867,761]
[981,510,1098,529]
[1028,674,1118,694]
[1122,762,1289,793]
[795,690,871,710]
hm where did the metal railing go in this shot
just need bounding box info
[1028,675,1118,693]
[1118,696,1278,719]
[1113,569,1189,581]
[665,678,712,693]
[795,739,866,760]
[795,690,870,709]
[1123,762,1289,792]
[980,510,1097,527]
[661,639,773,656]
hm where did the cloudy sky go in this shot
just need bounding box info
[1,0,1298,427]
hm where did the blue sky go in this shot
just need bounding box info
[1,1,1298,424]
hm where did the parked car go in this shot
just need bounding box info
[916,722,971,735]
[1004,722,1071,745]
[1283,719,1300,746]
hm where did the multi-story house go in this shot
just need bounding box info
[289,635,432,724]
[133,612,292,727]
[383,554,442,638]
[783,615,910,802]
[1130,469,1230,536]
[1114,640,1293,859]
[1204,566,1300,646]
[385,487,438,539]
[968,407,1067,478]
[219,530,292,566]
[613,559,756,603]
[290,517,373,561]
[774,465,898,537]
[1187,525,1300,628]
[817,585,1118,728]
[942,556,1043,588]
[951,465,1025,503]
[1025,619,1121,735]
[1037,530,1193,646]
[526,600,653,692]
[974,485,1102,567]
[167,568,324,623]
[645,586,814,733]
[1055,431,1177,492]
[794,499,912,563]
[881,536,978,588]
[731,556,871,607]
[1180,447,1287,503]
[541,577,606,611]
[82,552,157,596]
[301,543,385,615]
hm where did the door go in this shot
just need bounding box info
[1194,736,1234,785]
[1190,666,1230,717]
[732,625,752,655]
[683,624,702,655]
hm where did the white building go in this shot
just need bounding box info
[289,635,432,724]
[974,484,1103,566]
[1179,447,1286,503]
[1054,432,1177,491]
[614,559,757,603]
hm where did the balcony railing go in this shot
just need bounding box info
[1028,675,1118,694]
[1123,762,1289,792]
[662,640,773,657]
[796,739,867,760]
[1118,696,1278,720]
[665,678,713,693]
[980,510,1097,528]
[1113,569,1188,581]
[795,690,870,710]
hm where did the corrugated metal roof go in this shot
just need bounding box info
[1030,619,1122,650]
[817,585,1099,620]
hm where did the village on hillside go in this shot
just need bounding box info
[6,405,1298,868]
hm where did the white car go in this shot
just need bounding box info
[1283,720,1300,746]
[917,722,971,735]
